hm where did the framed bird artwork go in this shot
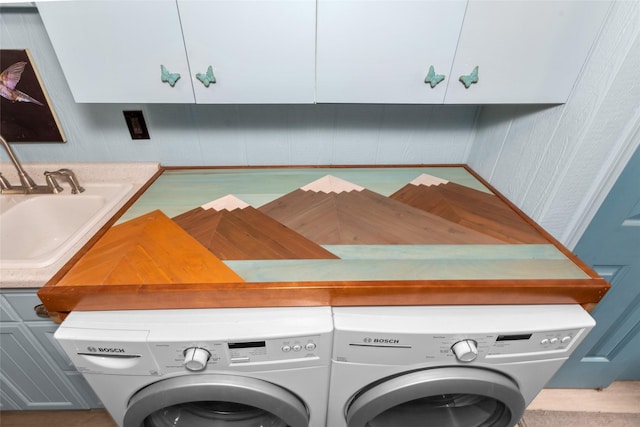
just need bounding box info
[0,49,65,142]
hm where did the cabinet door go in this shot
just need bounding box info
[316,0,467,103]
[178,0,316,103]
[37,0,195,103]
[444,0,611,104]
[0,323,89,409]
[1,293,103,409]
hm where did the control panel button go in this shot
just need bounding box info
[183,347,210,371]
[550,337,559,344]
[451,340,478,362]
[562,336,572,343]
[282,345,291,352]
[540,338,550,345]
[305,343,316,351]
[292,344,302,352]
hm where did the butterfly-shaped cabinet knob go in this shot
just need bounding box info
[160,65,181,87]
[196,66,216,88]
[459,66,479,89]
[424,66,445,88]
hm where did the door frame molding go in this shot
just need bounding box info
[565,115,640,249]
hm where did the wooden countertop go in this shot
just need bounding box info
[38,165,609,321]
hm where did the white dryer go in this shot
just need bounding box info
[327,305,595,427]
[54,306,333,427]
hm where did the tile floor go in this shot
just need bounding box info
[1,382,639,427]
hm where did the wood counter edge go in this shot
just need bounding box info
[40,277,610,323]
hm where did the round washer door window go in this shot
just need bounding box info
[123,374,309,427]
[346,367,525,427]
[144,401,288,427]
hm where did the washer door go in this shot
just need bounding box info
[123,374,309,427]
[346,367,526,427]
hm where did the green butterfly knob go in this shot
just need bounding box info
[196,65,216,87]
[160,65,181,87]
[459,66,479,89]
[424,66,445,88]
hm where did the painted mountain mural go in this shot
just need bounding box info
[172,195,339,260]
[258,175,503,245]
[57,210,244,286]
[390,174,547,244]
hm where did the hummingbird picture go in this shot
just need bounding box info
[0,49,65,142]
[0,61,44,106]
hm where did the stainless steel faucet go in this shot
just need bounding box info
[44,168,85,194]
[0,134,83,195]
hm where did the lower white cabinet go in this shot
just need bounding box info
[0,292,101,410]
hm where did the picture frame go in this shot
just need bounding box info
[0,48,65,142]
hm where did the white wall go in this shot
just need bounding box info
[468,0,640,248]
[0,6,478,166]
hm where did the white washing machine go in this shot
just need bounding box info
[327,305,595,427]
[54,306,333,427]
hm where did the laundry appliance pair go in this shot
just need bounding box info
[55,304,594,427]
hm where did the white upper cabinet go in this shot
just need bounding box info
[316,0,467,103]
[37,0,316,103]
[444,0,612,104]
[178,0,316,103]
[38,0,610,104]
[36,1,195,103]
[316,0,610,104]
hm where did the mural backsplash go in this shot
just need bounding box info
[0,7,479,167]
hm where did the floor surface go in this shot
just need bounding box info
[520,411,640,427]
[1,382,639,426]
[519,381,640,427]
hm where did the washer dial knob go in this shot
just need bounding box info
[184,347,210,371]
[451,340,478,362]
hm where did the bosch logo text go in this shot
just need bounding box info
[98,348,126,353]
[365,338,400,344]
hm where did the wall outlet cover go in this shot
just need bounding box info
[123,110,150,140]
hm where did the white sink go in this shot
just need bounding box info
[0,183,132,269]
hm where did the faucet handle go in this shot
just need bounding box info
[48,168,85,194]
[0,172,11,190]
[44,171,64,193]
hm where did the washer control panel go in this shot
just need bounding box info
[487,330,582,356]
[334,328,588,365]
[227,336,320,363]
[150,334,326,373]
[54,306,333,376]
[332,305,595,366]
